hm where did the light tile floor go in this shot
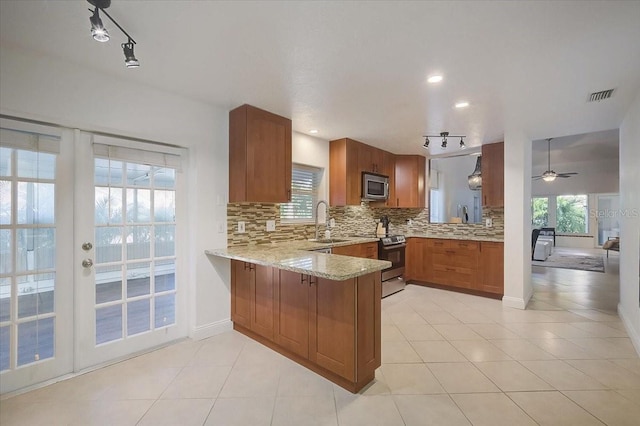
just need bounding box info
[1,250,639,425]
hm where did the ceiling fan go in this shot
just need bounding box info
[532,138,578,182]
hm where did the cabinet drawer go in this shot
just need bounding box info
[426,239,451,249]
[432,265,475,289]
[362,243,378,259]
[451,240,479,250]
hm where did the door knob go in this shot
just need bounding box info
[82,242,93,251]
[82,259,93,268]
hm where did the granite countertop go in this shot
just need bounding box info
[205,237,391,281]
[404,232,503,242]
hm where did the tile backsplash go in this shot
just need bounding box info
[227,202,504,246]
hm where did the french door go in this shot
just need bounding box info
[1,123,186,393]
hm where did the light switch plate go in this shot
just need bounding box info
[237,221,246,233]
[485,218,493,227]
[266,220,276,232]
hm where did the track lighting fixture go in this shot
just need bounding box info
[89,8,109,42]
[87,0,140,68]
[122,39,139,68]
[422,132,467,150]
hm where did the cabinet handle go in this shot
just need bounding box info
[397,198,399,207]
[287,189,292,201]
[446,250,455,254]
[300,275,307,285]
[309,277,316,287]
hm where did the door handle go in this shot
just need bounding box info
[81,242,93,251]
[82,258,93,268]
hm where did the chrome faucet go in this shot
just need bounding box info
[315,200,329,240]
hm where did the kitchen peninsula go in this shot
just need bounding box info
[206,239,391,393]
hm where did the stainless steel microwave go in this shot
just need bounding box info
[362,172,389,200]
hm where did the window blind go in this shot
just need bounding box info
[280,164,323,222]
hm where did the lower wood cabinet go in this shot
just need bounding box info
[406,239,503,296]
[331,242,378,259]
[231,260,381,392]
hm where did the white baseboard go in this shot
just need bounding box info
[618,303,640,357]
[191,318,233,341]
[502,287,533,310]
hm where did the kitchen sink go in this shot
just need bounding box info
[308,238,349,244]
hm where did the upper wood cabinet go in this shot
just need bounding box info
[330,138,362,206]
[358,143,385,174]
[481,142,504,207]
[229,104,292,203]
[394,155,426,208]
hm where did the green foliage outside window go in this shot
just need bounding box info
[531,197,549,228]
[556,195,587,233]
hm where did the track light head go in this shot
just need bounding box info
[89,8,109,42]
[440,132,448,149]
[459,137,466,149]
[122,40,139,68]
[423,136,430,148]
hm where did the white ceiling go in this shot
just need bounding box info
[532,129,619,169]
[1,1,639,157]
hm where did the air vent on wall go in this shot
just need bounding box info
[588,89,615,102]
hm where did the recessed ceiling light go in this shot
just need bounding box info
[309,129,319,134]
[455,101,469,108]
[427,75,443,83]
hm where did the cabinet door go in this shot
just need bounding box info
[356,272,381,378]
[309,276,356,380]
[231,260,253,329]
[358,143,375,173]
[251,265,275,340]
[482,142,504,207]
[274,270,309,358]
[329,138,361,206]
[395,155,426,208]
[332,244,360,257]
[383,151,396,208]
[480,242,504,294]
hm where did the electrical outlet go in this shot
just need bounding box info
[266,220,276,232]
[237,221,246,233]
[485,218,493,228]
[329,218,336,228]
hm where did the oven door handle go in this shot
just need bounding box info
[380,243,406,250]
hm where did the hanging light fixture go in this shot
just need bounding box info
[468,156,482,190]
[87,0,140,68]
[422,131,466,150]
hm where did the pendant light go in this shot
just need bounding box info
[468,156,482,190]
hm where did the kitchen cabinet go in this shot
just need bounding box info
[332,242,378,259]
[232,261,381,392]
[479,242,504,294]
[405,238,503,297]
[330,138,396,207]
[481,142,504,207]
[394,155,426,208]
[405,238,431,282]
[329,138,362,206]
[229,104,292,203]
[231,260,275,339]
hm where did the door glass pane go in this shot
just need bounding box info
[127,262,150,297]
[154,190,175,222]
[95,187,123,225]
[0,180,11,225]
[126,225,150,260]
[153,167,175,189]
[0,277,10,322]
[95,226,122,264]
[16,228,55,272]
[16,151,55,179]
[17,273,55,318]
[0,147,11,176]
[155,294,175,328]
[17,182,54,224]
[155,260,175,292]
[0,229,11,274]
[155,225,175,257]
[126,164,151,187]
[126,188,150,222]
[596,195,620,246]
[17,317,54,366]
[96,305,122,345]
[127,299,150,336]
[0,325,9,371]
[95,265,122,304]
[94,158,122,186]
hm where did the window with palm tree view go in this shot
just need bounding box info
[532,194,588,234]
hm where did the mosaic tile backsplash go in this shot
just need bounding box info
[227,202,504,246]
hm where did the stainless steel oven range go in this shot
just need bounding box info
[378,235,406,297]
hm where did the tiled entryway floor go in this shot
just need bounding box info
[1,251,639,425]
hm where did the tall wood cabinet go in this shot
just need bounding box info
[481,142,504,207]
[394,155,426,208]
[229,104,292,203]
[329,138,362,206]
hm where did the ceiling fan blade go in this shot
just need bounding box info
[556,175,573,178]
[559,172,578,175]
[532,176,543,180]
